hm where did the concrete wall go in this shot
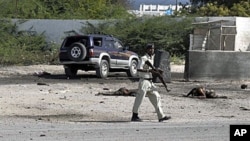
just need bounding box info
[235,17,250,51]
[12,19,100,45]
[184,51,250,81]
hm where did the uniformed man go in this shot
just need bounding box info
[131,43,171,122]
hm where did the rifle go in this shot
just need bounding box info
[145,60,171,92]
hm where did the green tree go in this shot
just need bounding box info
[0,0,133,19]
[190,0,243,7]
[82,17,194,57]
[198,2,230,16]
[191,0,250,16]
[0,19,57,65]
[230,1,250,16]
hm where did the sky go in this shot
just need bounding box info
[130,0,190,10]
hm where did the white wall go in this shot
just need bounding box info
[235,17,250,51]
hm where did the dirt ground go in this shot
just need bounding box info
[0,64,249,123]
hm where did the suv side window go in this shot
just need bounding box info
[104,40,123,50]
[104,40,114,49]
[114,41,123,50]
[93,37,102,47]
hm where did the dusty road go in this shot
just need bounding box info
[0,65,249,140]
[1,117,236,141]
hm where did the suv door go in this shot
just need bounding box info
[112,40,129,67]
[104,38,130,68]
[92,37,106,57]
[103,39,119,67]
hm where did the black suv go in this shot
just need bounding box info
[59,34,139,78]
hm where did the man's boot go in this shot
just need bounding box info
[131,113,142,122]
[159,116,171,122]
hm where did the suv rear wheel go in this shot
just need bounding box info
[96,60,109,78]
[64,65,78,77]
[68,43,87,61]
[126,59,138,77]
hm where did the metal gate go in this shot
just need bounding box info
[192,20,237,51]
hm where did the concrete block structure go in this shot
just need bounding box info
[186,17,250,81]
[185,51,250,81]
[190,17,250,51]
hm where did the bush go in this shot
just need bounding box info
[0,19,58,65]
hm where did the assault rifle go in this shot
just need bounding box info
[145,60,171,92]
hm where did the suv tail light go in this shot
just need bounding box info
[89,49,94,57]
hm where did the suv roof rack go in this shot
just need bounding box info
[88,32,113,37]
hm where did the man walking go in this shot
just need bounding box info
[131,43,171,122]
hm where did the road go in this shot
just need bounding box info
[1,117,235,141]
[1,65,249,141]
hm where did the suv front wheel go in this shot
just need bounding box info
[126,59,138,77]
[96,60,109,78]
